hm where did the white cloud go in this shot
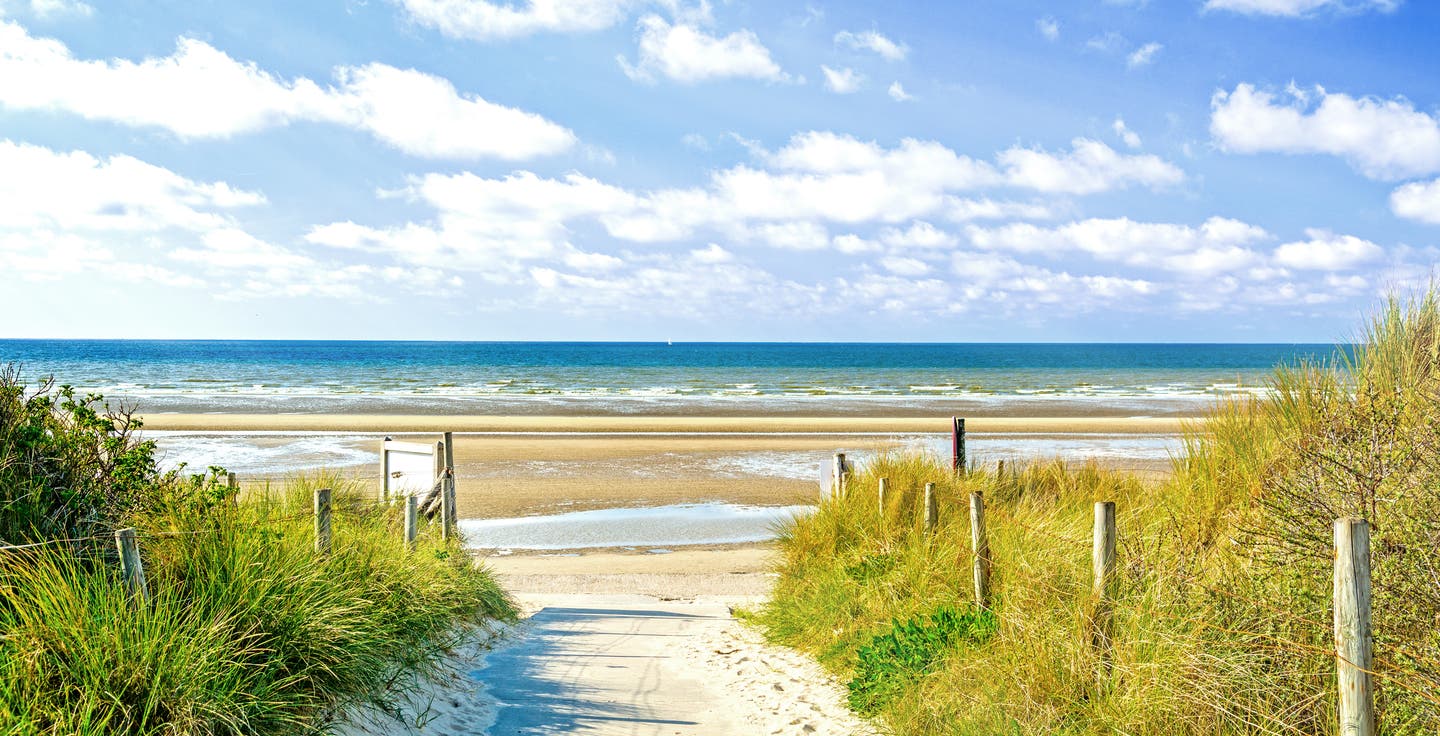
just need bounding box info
[880,256,930,276]
[394,0,637,40]
[1036,16,1059,41]
[1112,118,1141,148]
[833,30,908,61]
[1391,178,1440,225]
[967,216,1270,277]
[16,0,93,19]
[1202,0,1399,17]
[1272,229,1383,270]
[821,65,862,94]
[0,139,262,232]
[881,221,955,249]
[0,139,445,299]
[0,21,575,160]
[887,81,912,102]
[1126,42,1162,69]
[619,14,787,84]
[945,197,1065,222]
[997,138,1183,194]
[1211,83,1440,180]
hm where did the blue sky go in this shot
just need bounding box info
[0,0,1437,342]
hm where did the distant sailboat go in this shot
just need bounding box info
[667,339,673,346]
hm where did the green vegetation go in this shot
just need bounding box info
[761,295,1440,734]
[0,372,514,734]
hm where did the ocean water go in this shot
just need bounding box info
[1,340,1339,416]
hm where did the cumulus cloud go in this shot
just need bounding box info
[1211,82,1440,180]
[887,81,912,102]
[821,65,862,94]
[1391,178,1440,225]
[834,29,908,61]
[619,14,788,83]
[1272,230,1383,270]
[1202,0,1399,17]
[967,216,1271,277]
[0,139,456,299]
[0,139,262,232]
[0,21,575,159]
[997,137,1183,194]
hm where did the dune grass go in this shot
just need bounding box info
[760,294,1440,734]
[0,472,514,735]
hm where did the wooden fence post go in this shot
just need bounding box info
[442,432,456,541]
[877,477,889,518]
[1092,501,1117,690]
[380,437,391,502]
[405,494,418,552]
[314,487,332,555]
[226,472,238,505]
[970,491,990,608]
[832,452,849,497]
[952,417,966,472]
[114,528,149,605]
[1334,517,1375,736]
[924,483,938,536]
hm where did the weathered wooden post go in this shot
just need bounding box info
[951,417,966,473]
[226,472,239,505]
[877,477,889,518]
[405,494,418,552]
[314,487,332,555]
[379,437,392,502]
[1092,501,1117,690]
[442,432,457,540]
[433,440,445,485]
[114,528,149,605]
[923,483,938,536]
[970,491,990,608]
[832,452,849,497]
[1334,517,1375,736]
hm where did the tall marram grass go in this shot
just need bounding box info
[0,472,515,735]
[761,293,1440,734]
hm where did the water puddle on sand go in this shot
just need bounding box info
[458,503,813,550]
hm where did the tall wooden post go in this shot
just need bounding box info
[952,417,966,473]
[877,477,889,518]
[114,528,149,605]
[314,487,332,555]
[1334,517,1375,736]
[442,431,457,540]
[405,494,418,552]
[970,492,990,608]
[832,452,849,498]
[923,483,938,536]
[380,437,391,502]
[226,472,238,505]
[1092,501,1117,690]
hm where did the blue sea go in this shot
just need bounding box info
[0,340,1340,416]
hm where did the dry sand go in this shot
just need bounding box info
[337,589,877,736]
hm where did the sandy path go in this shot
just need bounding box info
[477,593,876,736]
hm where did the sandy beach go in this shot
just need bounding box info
[142,413,1187,519]
[140,413,1189,434]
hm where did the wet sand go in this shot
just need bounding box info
[139,413,1188,434]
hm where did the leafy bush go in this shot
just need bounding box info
[848,606,997,714]
[0,366,228,544]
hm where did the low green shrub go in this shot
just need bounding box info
[848,606,997,714]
